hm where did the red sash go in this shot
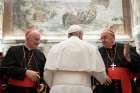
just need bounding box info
[8,76,35,87]
[107,67,133,93]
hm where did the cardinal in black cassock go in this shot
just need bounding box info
[93,27,135,93]
[2,30,46,93]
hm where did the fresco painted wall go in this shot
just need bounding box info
[10,0,124,36]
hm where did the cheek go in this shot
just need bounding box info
[103,40,112,45]
[34,41,40,46]
[103,39,109,43]
[30,41,36,46]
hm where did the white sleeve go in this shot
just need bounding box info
[94,48,106,72]
[92,71,107,85]
[89,46,105,72]
[44,69,54,87]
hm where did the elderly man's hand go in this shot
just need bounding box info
[37,84,45,93]
[25,70,40,82]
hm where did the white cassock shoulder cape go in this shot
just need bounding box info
[45,36,105,72]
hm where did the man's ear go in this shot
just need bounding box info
[79,32,83,40]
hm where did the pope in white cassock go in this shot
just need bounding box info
[44,25,109,93]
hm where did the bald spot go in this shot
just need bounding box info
[26,30,40,40]
[101,28,115,39]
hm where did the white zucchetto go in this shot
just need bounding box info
[67,25,83,34]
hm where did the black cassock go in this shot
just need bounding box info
[93,43,135,93]
[129,47,140,93]
[1,45,46,93]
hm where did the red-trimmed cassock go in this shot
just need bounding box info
[2,45,46,93]
[94,43,135,93]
